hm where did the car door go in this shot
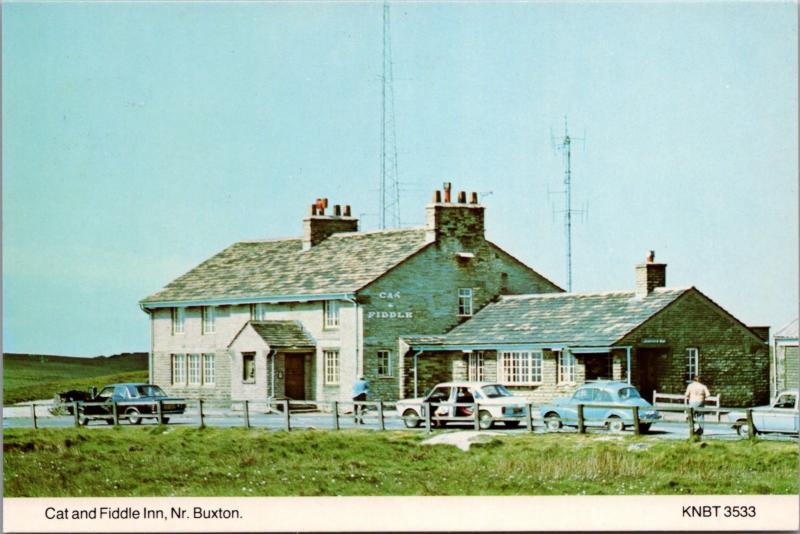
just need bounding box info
[588,389,614,425]
[571,388,596,424]
[425,386,454,419]
[767,392,798,433]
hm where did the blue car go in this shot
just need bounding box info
[539,381,661,433]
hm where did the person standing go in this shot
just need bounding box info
[352,375,369,424]
[685,375,711,436]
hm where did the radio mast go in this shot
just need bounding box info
[380,1,401,229]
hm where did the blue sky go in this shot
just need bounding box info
[3,2,797,356]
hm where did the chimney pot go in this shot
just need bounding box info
[434,190,442,203]
[457,191,466,203]
[323,198,329,208]
[647,250,655,263]
[344,205,351,217]
[333,204,341,217]
[443,182,452,203]
[470,192,478,204]
[310,204,317,216]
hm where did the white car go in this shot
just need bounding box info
[396,381,529,430]
[728,390,799,437]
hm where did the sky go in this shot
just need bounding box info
[3,1,797,356]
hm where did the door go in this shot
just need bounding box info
[284,355,306,400]
[636,348,662,403]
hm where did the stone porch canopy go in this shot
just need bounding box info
[399,286,765,396]
[228,320,317,351]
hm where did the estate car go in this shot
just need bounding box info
[728,389,799,437]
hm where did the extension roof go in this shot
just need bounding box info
[141,228,430,307]
[403,288,691,348]
[248,321,316,349]
[775,318,799,340]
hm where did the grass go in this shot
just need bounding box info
[3,353,148,404]
[3,427,797,496]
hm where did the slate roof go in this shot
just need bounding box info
[405,288,690,348]
[775,318,799,340]
[141,228,430,305]
[247,321,316,348]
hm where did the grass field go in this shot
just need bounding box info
[3,353,148,404]
[4,427,797,496]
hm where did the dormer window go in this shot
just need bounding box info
[323,300,340,329]
[171,307,185,335]
[458,288,473,317]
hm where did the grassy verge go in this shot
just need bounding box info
[4,428,797,496]
[3,370,149,405]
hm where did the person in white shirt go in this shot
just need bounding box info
[685,376,711,435]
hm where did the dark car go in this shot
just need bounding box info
[79,383,186,425]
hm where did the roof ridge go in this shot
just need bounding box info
[499,287,690,300]
[237,237,302,244]
[328,226,426,238]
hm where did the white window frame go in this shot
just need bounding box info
[468,351,485,382]
[202,306,215,334]
[242,352,256,383]
[250,303,267,322]
[171,307,185,335]
[458,288,473,317]
[377,350,392,377]
[203,353,215,385]
[172,354,186,385]
[324,350,340,385]
[323,300,340,329]
[686,348,699,382]
[557,350,577,384]
[188,354,201,385]
[498,350,542,385]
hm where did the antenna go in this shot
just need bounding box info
[551,116,587,292]
[380,1,401,229]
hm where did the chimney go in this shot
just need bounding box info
[635,250,666,297]
[425,184,485,245]
[303,199,358,250]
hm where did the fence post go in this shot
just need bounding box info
[73,401,80,427]
[243,400,250,429]
[424,402,432,433]
[283,400,291,431]
[198,399,205,428]
[112,402,119,426]
[473,402,480,431]
[31,404,37,429]
[746,408,756,440]
[331,401,339,430]
[526,402,533,432]
[157,400,164,425]
[632,406,641,436]
[377,401,385,431]
[687,407,695,437]
[577,404,585,434]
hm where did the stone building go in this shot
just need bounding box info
[773,318,799,396]
[402,254,771,407]
[139,186,560,402]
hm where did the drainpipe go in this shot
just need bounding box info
[344,298,361,381]
[413,350,423,398]
[625,346,632,385]
[139,304,154,384]
[269,349,276,399]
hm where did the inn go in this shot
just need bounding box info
[140,185,560,402]
[141,186,770,406]
[401,253,771,406]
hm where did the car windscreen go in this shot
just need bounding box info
[134,385,167,397]
[774,394,796,409]
[618,387,641,401]
[481,385,513,398]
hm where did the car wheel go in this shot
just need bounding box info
[402,409,421,428]
[105,418,114,425]
[637,423,651,434]
[126,408,142,425]
[544,413,562,432]
[736,420,750,438]
[162,417,170,424]
[80,417,90,426]
[505,420,521,428]
[478,410,493,430]
[607,417,625,433]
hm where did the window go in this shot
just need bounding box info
[557,350,577,384]
[171,307,185,334]
[201,306,215,334]
[171,354,186,385]
[242,353,256,383]
[458,288,473,316]
[250,303,266,321]
[188,354,201,385]
[686,348,699,381]
[499,351,542,385]
[324,350,339,385]
[468,351,485,381]
[573,388,594,402]
[323,300,340,329]
[203,354,215,385]
[377,350,392,377]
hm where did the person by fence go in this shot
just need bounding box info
[685,375,711,436]
[352,375,369,424]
